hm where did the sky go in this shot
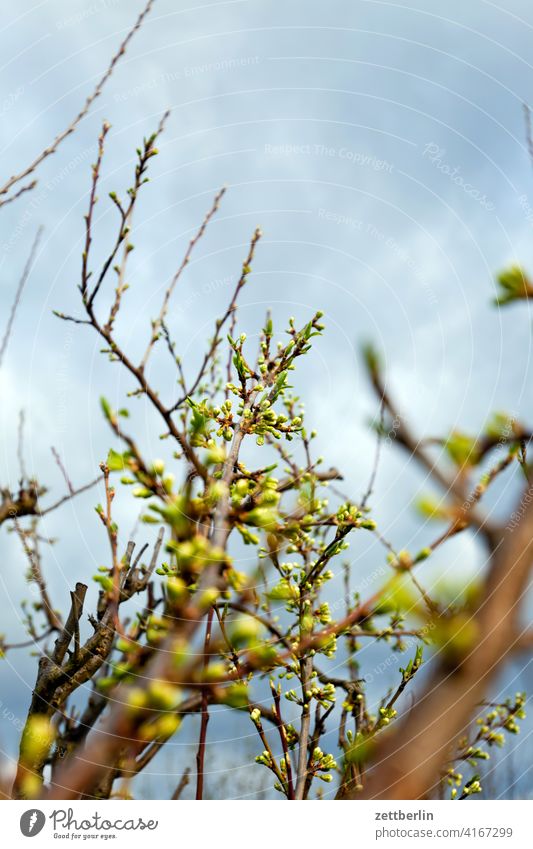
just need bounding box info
[1,0,533,798]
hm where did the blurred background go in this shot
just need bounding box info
[1,0,533,798]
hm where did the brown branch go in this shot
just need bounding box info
[271,681,295,799]
[78,298,207,481]
[304,702,335,799]
[172,768,191,800]
[361,397,385,509]
[14,519,62,632]
[524,103,533,169]
[14,528,163,799]
[294,653,313,799]
[83,122,110,302]
[0,474,100,528]
[50,448,74,495]
[0,180,37,208]
[0,227,43,368]
[169,228,262,410]
[40,475,102,516]
[0,0,157,207]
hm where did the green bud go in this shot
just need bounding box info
[20,715,55,765]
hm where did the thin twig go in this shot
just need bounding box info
[14,519,62,632]
[40,475,102,516]
[52,582,88,665]
[524,104,533,168]
[271,680,295,799]
[51,448,74,495]
[0,227,43,367]
[169,228,262,410]
[172,768,191,800]
[1,628,54,652]
[0,0,158,207]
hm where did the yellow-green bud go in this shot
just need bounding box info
[166,576,188,605]
[21,715,55,765]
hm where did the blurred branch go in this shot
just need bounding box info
[169,227,262,411]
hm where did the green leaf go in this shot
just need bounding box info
[100,397,113,420]
[415,495,449,521]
